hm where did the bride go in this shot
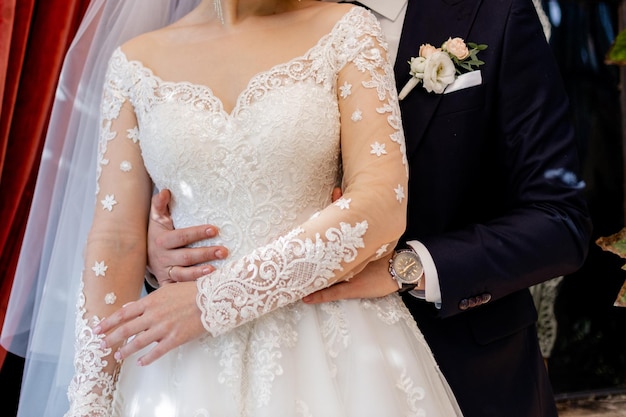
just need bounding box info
[7,0,463,416]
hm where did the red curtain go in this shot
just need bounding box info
[0,0,90,367]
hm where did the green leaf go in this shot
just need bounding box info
[596,228,626,258]
[606,28,626,66]
[468,43,488,51]
[612,239,626,256]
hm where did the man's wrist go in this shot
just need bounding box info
[409,272,426,299]
[389,247,424,293]
[404,240,442,304]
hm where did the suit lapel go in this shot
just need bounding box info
[395,0,483,156]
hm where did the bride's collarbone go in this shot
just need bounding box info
[139,37,319,89]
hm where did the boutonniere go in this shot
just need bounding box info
[398,37,487,99]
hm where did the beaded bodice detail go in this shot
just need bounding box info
[134,50,342,260]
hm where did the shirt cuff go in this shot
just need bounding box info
[406,240,442,306]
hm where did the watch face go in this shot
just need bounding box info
[391,251,423,284]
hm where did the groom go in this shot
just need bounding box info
[146,0,592,415]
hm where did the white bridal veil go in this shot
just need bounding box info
[0,0,200,415]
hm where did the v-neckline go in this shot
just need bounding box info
[116,7,358,117]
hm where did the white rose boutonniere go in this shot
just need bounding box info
[398,37,487,99]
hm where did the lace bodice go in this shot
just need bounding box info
[66,7,408,416]
[136,55,342,259]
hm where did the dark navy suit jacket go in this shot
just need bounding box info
[392,0,592,415]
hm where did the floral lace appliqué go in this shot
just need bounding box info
[91,261,107,277]
[320,301,351,376]
[101,194,117,211]
[397,369,427,417]
[65,282,116,417]
[371,141,387,156]
[196,221,367,336]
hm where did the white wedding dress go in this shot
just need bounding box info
[65,7,462,417]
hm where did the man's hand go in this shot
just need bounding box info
[302,254,400,304]
[148,189,228,285]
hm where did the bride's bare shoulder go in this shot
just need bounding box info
[308,1,356,20]
[118,9,208,64]
[304,2,368,33]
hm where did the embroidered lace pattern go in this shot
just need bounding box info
[196,221,368,335]
[66,7,427,416]
[65,281,116,417]
[64,53,135,415]
[186,8,406,336]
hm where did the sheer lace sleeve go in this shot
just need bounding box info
[65,54,152,417]
[197,9,408,336]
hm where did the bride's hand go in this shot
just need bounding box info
[95,281,205,366]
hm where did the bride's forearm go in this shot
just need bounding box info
[195,221,369,336]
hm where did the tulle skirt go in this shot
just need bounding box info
[112,294,462,417]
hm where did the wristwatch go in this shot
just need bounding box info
[388,247,424,293]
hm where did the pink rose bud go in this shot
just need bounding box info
[443,37,470,60]
[419,43,439,59]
